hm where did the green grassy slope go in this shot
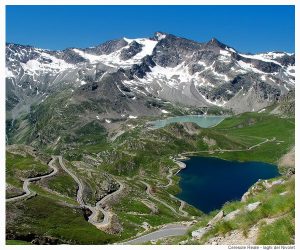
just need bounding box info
[166,176,294,245]
[6,152,50,198]
[6,110,294,244]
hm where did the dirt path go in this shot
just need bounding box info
[154,159,189,216]
[6,156,58,202]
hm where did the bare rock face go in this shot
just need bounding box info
[192,225,212,239]
[192,210,224,239]
[103,213,123,234]
[223,201,261,222]
[192,201,263,240]
[6,33,294,148]
[6,32,294,122]
[82,207,93,221]
[241,178,284,202]
[120,41,143,60]
[207,210,224,226]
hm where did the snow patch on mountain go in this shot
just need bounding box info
[226,47,236,53]
[6,67,14,78]
[73,38,157,68]
[220,49,231,57]
[260,51,294,60]
[155,32,167,40]
[286,65,295,77]
[72,49,102,64]
[5,33,295,116]
[123,38,158,60]
[20,51,74,74]
[237,60,266,74]
[239,53,284,66]
[151,63,192,83]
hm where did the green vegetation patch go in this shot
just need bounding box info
[256,213,295,245]
[198,177,295,244]
[6,196,117,244]
[47,173,78,199]
[6,152,50,188]
[203,112,295,164]
[6,240,32,245]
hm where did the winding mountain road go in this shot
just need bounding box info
[169,194,188,217]
[88,180,125,228]
[123,224,190,244]
[161,167,177,188]
[140,180,181,216]
[57,156,85,205]
[157,159,188,216]
[6,157,58,202]
[57,156,125,229]
[123,138,278,244]
[7,154,125,230]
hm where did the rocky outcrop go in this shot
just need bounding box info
[192,210,224,239]
[205,214,287,245]
[192,201,261,240]
[120,41,143,60]
[6,32,294,122]
[223,209,241,222]
[245,201,261,212]
[241,178,285,202]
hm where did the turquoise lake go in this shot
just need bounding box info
[149,115,226,129]
[176,156,280,213]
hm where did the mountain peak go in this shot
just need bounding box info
[153,31,168,41]
[207,37,227,49]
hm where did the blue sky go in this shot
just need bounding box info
[6,5,295,53]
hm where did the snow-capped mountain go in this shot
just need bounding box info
[6,32,295,118]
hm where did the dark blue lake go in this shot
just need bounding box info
[176,156,280,213]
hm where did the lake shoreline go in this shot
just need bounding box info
[173,155,280,213]
[148,115,228,129]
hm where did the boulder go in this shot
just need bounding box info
[192,225,212,239]
[245,201,261,212]
[207,210,224,226]
[223,209,241,221]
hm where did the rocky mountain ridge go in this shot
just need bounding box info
[6,31,295,120]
